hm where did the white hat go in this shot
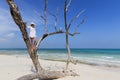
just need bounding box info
[30,22,35,25]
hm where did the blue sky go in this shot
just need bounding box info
[0,0,120,48]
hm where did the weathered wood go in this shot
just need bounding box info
[36,30,80,50]
[68,9,85,30]
[6,0,82,79]
[44,0,48,33]
[17,70,79,80]
[64,0,84,71]
[48,7,58,31]
[66,0,71,12]
[7,0,43,73]
[74,16,87,32]
[36,30,65,49]
[64,0,71,71]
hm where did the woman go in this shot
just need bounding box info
[27,22,36,49]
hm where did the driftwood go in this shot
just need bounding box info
[17,70,79,80]
[6,0,83,80]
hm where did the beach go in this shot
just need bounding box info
[0,54,120,80]
[1,0,120,80]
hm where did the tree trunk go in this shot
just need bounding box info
[66,34,71,71]
[6,0,42,73]
[64,0,71,71]
[30,49,43,72]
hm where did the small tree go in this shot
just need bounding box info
[7,0,85,80]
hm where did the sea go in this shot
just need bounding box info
[0,48,120,68]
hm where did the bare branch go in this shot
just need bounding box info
[48,11,56,17]
[34,10,46,21]
[66,0,72,12]
[48,7,58,31]
[68,9,86,30]
[68,32,80,36]
[36,34,48,49]
[64,0,67,30]
[44,0,48,33]
[55,7,58,31]
[70,57,78,65]
[36,30,65,49]
[76,9,85,18]
[75,16,87,32]
[36,30,78,49]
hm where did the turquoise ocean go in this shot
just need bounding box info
[0,48,120,68]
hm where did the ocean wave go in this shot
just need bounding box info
[101,56,114,59]
[1,49,120,68]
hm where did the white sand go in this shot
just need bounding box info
[0,55,120,80]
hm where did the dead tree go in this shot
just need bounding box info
[6,0,85,80]
[64,0,85,71]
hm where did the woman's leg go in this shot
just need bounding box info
[33,37,37,47]
[30,37,34,48]
[30,38,33,44]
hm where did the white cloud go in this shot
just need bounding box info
[6,33,15,38]
[0,7,18,35]
[0,32,15,42]
[0,7,17,43]
[0,38,7,42]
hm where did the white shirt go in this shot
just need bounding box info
[28,26,36,38]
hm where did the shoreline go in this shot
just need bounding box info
[0,54,120,80]
[1,53,120,68]
[1,48,120,69]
